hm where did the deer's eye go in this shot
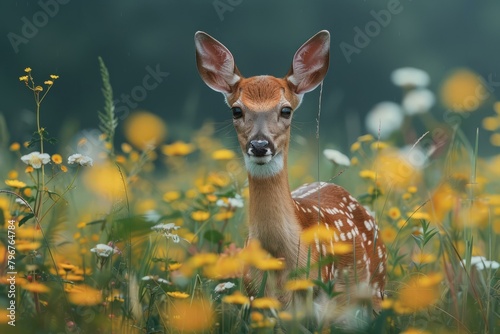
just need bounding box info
[280,107,292,119]
[232,107,243,119]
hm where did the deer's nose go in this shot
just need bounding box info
[249,140,270,157]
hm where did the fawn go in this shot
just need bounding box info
[194,30,386,318]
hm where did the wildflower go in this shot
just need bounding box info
[191,210,210,222]
[408,211,431,221]
[323,149,351,167]
[167,291,190,299]
[381,227,397,243]
[222,291,250,305]
[358,134,374,142]
[5,180,27,188]
[285,279,315,291]
[212,149,235,160]
[412,253,437,264]
[395,273,442,313]
[9,142,21,151]
[441,68,486,112]
[214,281,236,293]
[24,67,32,73]
[252,297,281,310]
[351,157,359,165]
[491,133,500,147]
[141,275,170,284]
[21,151,51,168]
[16,242,41,252]
[34,85,43,92]
[301,225,337,245]
[350,142,361,152]
[168,263,182,271]
[19,75,29,82]
[216,194,244,208]
[151,223,181,243]
[124,111,167,149]
[461,256,500,271]
[23,282,50,293]
[359,169,377,181]
[168,299,214,331]
[68,153,93,166]
[60,165,68,172]
[67,285,102,305]
[44,80,53,85]
[278,312,293,321]
[214,211,234,221]
[407,186,418,193]
[371,141,389,150]
[50,74,59,79]
[90,244,118,257]
[51,154,63,164]
[391,67,430,88]
[161,141,195,156]
[253,257,284,271]
[365,102,404,139]
[401,328,431,334]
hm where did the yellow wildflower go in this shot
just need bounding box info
[167,291,190,299]
[358,134,374,142]
[491,133,500,147]
[44,80,53,85]
[168,299,214,331]
[50,74,59,79]
[24,67,32,73]
[301,224,337,245]
[250,312,264,322]
[350,142,361,152]
[191,210,210,222]
[408,211,431,221]
[371,141,389,150]
[278,312,293,321]
[359,169,377,181]
[168,263,182,271]
[9,142,20,151]
[215,211,234,221]
[253,257,284,271]
[124,111,167,150]
[411,253,437,264]
[395,273,442,313]
[121,142,133,153]
[387,207,401,220]
[162,141,195,156]
[252,297,281,310]
[222,291,250,305]
[381,227,397,243]
[212,149,235,160]
[51,154,63,164]
[400,328,431,334]
[163,191,181,202]
[380,299,393,309]
[351,157,359,166]
[19,75,29,82]
[407,186,418,193]
[67,285,102,305]
[5,179,26,188]
[329,242,353,255]
[23,282,50,293]
[61,165,68,172]
[16,242,41,252]
[285,279,315,291]
[23,188,32,197]
[440,68,485,112]
[34,86,43,92]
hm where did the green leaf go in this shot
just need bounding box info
[203,229,224,244]
[19,213,35,226]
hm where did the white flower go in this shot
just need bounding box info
[391,67,430,88]
[143,210,161,223]
[461,256,500,271]
[323,149,350,167]
[216,194,244,208]
[151,223,181,243]
[68,153,93,166]
[402,88,435,115]
[90,244,118,257]
[214,281,236,293]
[365,102,404,140]
[21,151,51,169]
[141,275,170,284]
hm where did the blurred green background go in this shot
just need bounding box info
[2,0,500,156]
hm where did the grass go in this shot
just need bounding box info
[0,64,498,334]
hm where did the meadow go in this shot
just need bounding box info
[0,62,499,333]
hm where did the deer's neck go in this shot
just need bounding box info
[247,162,301,266]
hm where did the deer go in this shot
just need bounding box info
[194,30,386,322]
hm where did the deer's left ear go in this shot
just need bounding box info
[286,30,330,94]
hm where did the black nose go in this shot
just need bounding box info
[249,140,269,157]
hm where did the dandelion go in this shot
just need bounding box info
[221,292,251,308]
[350,141,361,152]
[365,102,404,139]
[395,273,442,313]
[212,149,236,160]
[21,151,50,169]
[19,75,29,82]
[34,86,43,92]
[151,223,181,243]
[167,291,190,299]
[381,227,397,243]
[168,263,182,271]
[301,225,337,245]
[391,67,430,88]
[161,141,195,156]
[67,153,93,166]
[323,149,351,167]
[214,281,236,293]
[5,180,27,188]
[387,207,401,220]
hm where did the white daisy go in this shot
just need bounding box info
[68,153,93,166]
[21,151,51,169]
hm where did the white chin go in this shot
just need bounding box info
[244,152,284,178]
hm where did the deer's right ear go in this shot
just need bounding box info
[195,31,241,94]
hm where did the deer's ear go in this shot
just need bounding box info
[195,31,241,94]
[286,30,330,94]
